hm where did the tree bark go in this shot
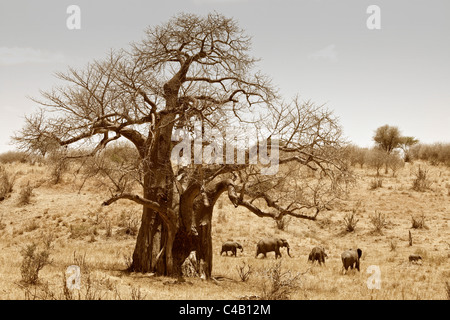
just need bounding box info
[129,113,177,275]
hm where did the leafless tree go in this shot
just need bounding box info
[13,13,349,278]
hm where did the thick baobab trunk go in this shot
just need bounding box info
[195,210,213,278]
[130,206,165,273]
[193,179,237,279]
[129,114,177,275]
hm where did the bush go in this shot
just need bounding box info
[69,223,96,239]
[369,178,383,190]
[386,152,405,176]
[412,166,432,192]
[343,145,368,168]
[0,151,29,164]
[0,165,16,200]
[48,151,69,184]
[260,261,301,300]
[369,211,388,234]
[117,209,140,236]
[275,216,291,230]
[366,148,387,176]
[343,212,359,232]
[17,182,35,206]
[236,262,253,282]
[20,242,52,284]
[411,214,428,229]
[410,143,450,166]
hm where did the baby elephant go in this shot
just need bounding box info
[409,254,422,263]
[220,241,243,257]
[341,248,362,273]
[308,246,328,265]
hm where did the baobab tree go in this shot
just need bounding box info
[13,13,349,278]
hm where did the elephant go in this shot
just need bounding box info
[220,241,243,257]
[255,237,291,259]
[341,248,362,273]
[308,246,328,265]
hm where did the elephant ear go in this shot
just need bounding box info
[357,248,362,259]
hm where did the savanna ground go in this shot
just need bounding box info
[0,159,449,300]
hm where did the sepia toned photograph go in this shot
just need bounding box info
[0,0,449,309]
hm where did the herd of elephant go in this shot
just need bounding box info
[220,237,363,273]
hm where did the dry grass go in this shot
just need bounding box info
[0,160,448,300]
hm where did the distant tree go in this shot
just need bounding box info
[398,136,419,162]
[367,147,386,176]
[344,144,368,168]
[373,125,402,154]
[386,152,404,177]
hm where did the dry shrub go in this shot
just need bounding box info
[0,165,16,200]
[410,143,450,166]
[275,215,291,231]
[123,253,133,270]
[412,166,432,192]
[20,242,52,285]
[236,262,253,282]
[129,286,146,300]
[17,182,34,206]
[47,149,69,184]
[343,212,359,232]
[117,209,140,236]
[21,269,108,300]
[411,214,428,229]
[69,223,96,239]
[386,152,405,177]
[367,148,387,176]
[0,151,29,164]
[370,211,388,234]
[369,178,383,190]
[24,220,40,233]
[259,261,301,300]
[72,251,89,271]
[344,144,368,168]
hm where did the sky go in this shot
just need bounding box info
[0,0,449,153]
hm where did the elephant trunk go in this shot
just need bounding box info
[286,246,291,257]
